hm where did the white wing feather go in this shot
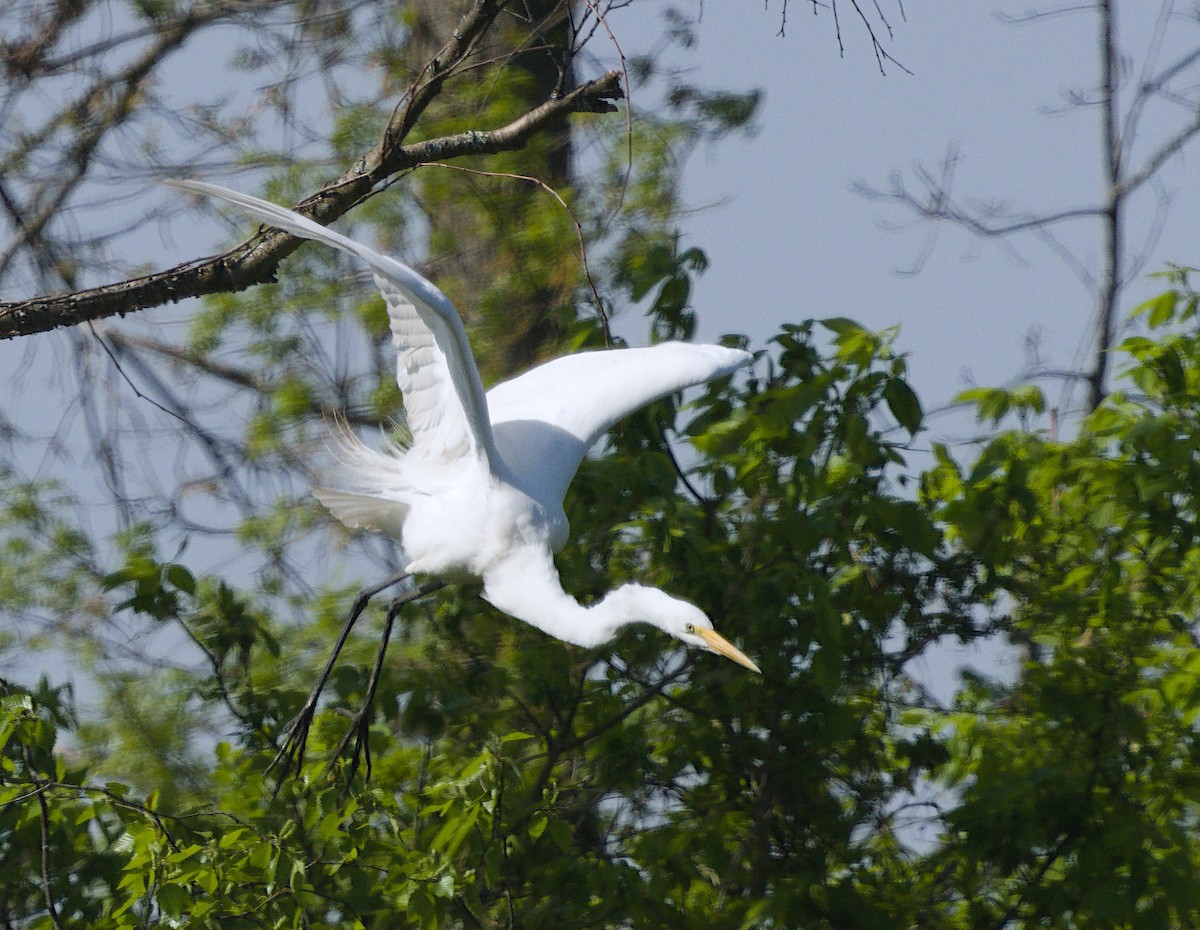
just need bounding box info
[166,180,495,468]
[486,343,750,506]
[311,487,407,536]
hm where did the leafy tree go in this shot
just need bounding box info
[10,3,1200,929]
[914,275,1200,927]
[3,309,964,928]
[0,2,942,928]
[15,265,1200,926]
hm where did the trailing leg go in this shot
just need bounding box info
[269,569,412,785]
[332,580,445,785]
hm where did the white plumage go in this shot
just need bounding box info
[169,180,759,672]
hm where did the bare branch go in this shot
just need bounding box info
[863,2,1200,412]
[1118,107,1200,198]
[0,0,289,285]
[1,0,92,79]
[996,4,1094,26]
[856,162,1105,239]
[1089,0,1121,411]
[0,70,623,340]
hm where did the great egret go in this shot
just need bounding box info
[168,180,760,776]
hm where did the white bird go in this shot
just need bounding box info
[167,180,759,679]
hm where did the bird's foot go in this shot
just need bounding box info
[267,698,319,787]
[328,706,374,787]
[267,578,443,791]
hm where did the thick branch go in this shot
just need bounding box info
[0,69,622,341]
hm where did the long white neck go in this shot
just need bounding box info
[480,548,644,648]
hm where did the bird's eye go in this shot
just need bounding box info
[685,623,696,634]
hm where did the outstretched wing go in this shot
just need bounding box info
[167,180,496,470]
[486,342,750,506]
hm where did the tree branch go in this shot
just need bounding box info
[1118,107,1200,199]
[0,10,200,278]
[857,174,1105,239]
[0,69,622,341]
[1088,0,1121,411]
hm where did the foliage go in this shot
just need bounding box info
[7,3,1200,929]
[12,272,1200,927]
[914,274,1200,927]
[3,307,958,928]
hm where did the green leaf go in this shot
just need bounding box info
[165,563,195,596]
[883,377,923,433]
[1132,290,1178,328]
[818,317,863,336]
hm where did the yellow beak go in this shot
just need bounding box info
[696,628,761,674]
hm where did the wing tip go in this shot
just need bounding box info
[677,342,753,376]
[717,345,754,372]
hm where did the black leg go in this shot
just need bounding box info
[331,580,445,786]
[269,569,413,786]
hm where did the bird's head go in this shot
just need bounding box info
[616,585,760,673]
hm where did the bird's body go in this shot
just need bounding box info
[169,179,759,671]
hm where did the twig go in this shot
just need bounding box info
[34,775,64,930]
[95,327,383,428]
[655,417,714,509]
[579,0,634,212]
[417,161,611,340]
